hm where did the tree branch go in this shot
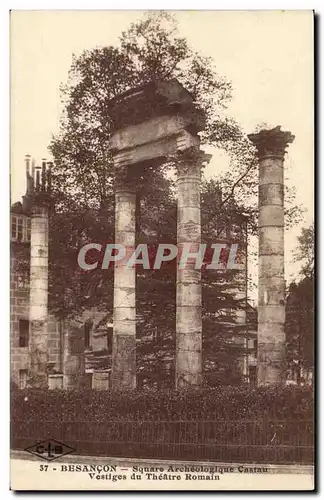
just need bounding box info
[219,157,257,209]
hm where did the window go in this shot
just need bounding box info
[11,215,31,242]
[19,319,29,347]
[11,216,17,240]
[25,218,31,242]
[17,218,23,240]
[19,369,28,389]
[84,320,92,348]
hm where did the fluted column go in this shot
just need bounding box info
[175,149,207,388]
[248,126,294,385]
[111,167,136,389]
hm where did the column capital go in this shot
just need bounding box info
[248,126,295,160]
[172,148,212,177]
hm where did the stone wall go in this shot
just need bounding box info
[10,246,62,385]
[10,252,30,385]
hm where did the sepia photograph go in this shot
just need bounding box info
[9,9,314,491]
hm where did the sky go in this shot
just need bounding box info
[10,10,314,297]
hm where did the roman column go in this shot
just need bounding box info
[248,126,294,385]
[107,80,207,389]
[29,160,51,387]
[175,148,209,388]
[111,166,137,389]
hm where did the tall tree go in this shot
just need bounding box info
[285,224,314,384]
[48,12,246,318]
[285,278,314,384]
[294,223,314,279]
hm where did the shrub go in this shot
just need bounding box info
[11,385,314,421]
[11,386,314,464]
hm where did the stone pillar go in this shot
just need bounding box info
[175,149,207,388]
[248,126,294,385]
[63,322,76,390]
[29,202,49,387]
[28,160,52,388]
[111,167,136,389]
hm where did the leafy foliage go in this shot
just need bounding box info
[285,224,314,383]
[12,386,314,421]
[285,277,314,375]
[294,223,314,279]
[11,387,314,463]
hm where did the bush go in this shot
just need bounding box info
[11,385,313,421]
[11,386,314,464]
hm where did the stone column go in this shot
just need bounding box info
[29,202,49,387]
[248,126,294,385]
[62,321,76,390]
[111,167,137,389]
[175,149,207,388]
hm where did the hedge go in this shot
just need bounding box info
[11,386,314,464]
[11,385,313,421]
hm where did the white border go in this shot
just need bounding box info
[2,2,321,498]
